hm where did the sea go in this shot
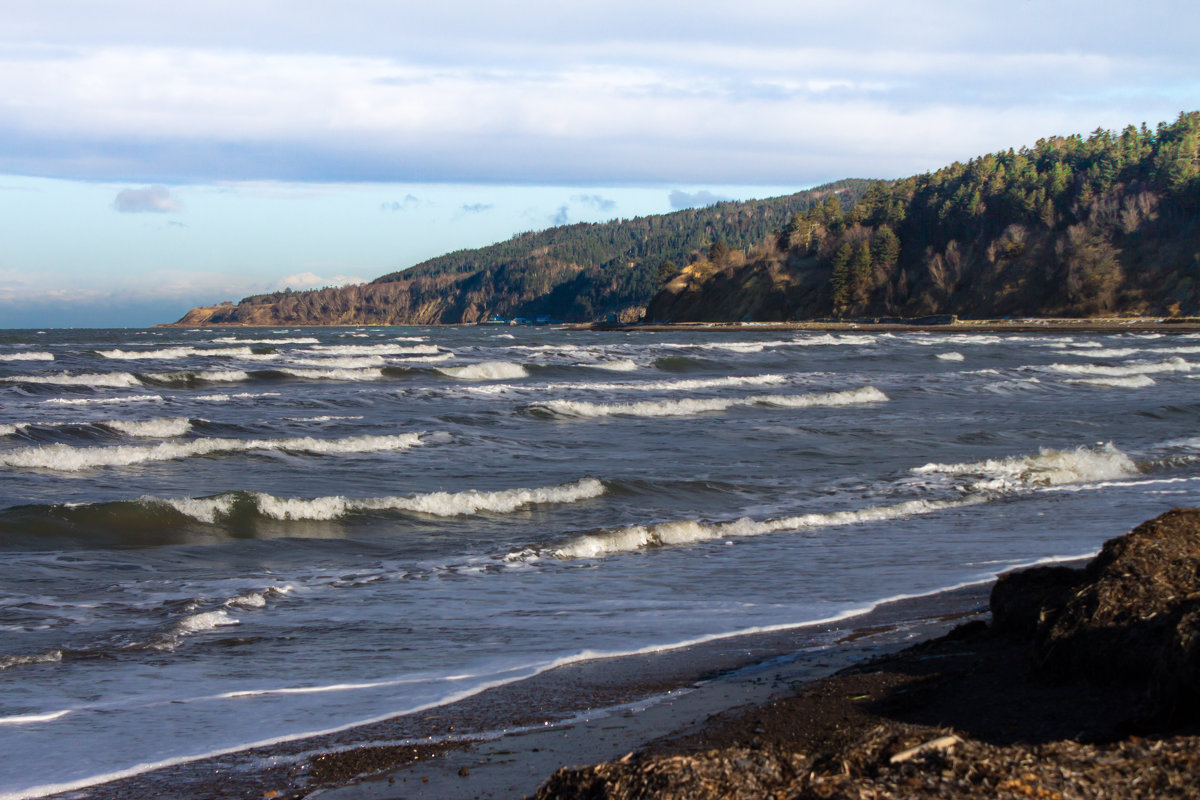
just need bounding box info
[3,324,1200,798]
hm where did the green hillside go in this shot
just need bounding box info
[647,112,1200,322]
[174,180,871,326]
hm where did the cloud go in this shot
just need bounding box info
[459,203,493,214]
[381,193,421,211]
[112,185,181,213]
[549,205,569,225]
[0,4,1194,185]
[273,272,366,291]
[668,189,730,210]
[572,193,616,212]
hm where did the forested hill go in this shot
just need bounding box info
[171,180,871,326]
[647,112,1200,323]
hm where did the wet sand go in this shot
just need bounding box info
[64,584,995,800]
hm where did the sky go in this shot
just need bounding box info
[1,1,1196,327]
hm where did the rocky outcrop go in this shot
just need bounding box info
[994,507,1200,720]
[530,509,1200,799]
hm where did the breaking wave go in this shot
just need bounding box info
[936,352,965,361]
[0,351,54,362]
[529,386,887,418]
[143,369,251,386]
[302,344,439,356]
[161,477,606,522]
[1065,375,1156,389]
[1042,357,1196,377]
[437,361,530,381]
[43,395,164,406]
[581,360,639,372]
[210,337,318,344]
[96,346,256,360]
[911,443,1138,492]
[3,371,142,388]
[104,418,194,438]
[545,497,983,559]
[0,433,425,472]
[275,367,385,381]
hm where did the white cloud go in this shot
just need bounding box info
[273,272,366,291]
[113,185,181,212]
[0,7,1191,186]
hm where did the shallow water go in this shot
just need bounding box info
[2,325,1200,798]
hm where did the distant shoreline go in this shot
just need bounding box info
[156,316,1200,334]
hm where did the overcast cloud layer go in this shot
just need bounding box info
[3,0,1196,185]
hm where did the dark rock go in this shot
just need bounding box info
[990,565,1083,637]
[1035,508,1200,690]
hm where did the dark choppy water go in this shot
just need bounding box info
[3,325,1200,797]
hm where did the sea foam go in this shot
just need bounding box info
[436,361,529,381]
[3,372,142,388]
[0,433,425,472]
[530,386,887,418]
[104,418,193,438]
[161,478,605,523]
[911,443,1138,492]
[0,352,54,362]
[548,496,982,559]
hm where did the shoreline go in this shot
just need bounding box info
[43,581,1000,800]
[152,316,1200,333]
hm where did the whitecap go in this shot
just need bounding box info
[302,344,439,356]
[1041,357,1195,377]
[437,361,529,381]
[0,433,425,472]
[547,496,984,559]
[277,367,385,381]
[43,394,164,406]
[911,443,1138,492]
[0,351,54,362]
[104,418,193,438]
[936,352,965,361]
[96,346,255,360]
[3,371,142,388]
[531,386,886,418]
[1065,375,1156,389]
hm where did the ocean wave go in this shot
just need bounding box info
[936,352,965,361]
[580,359,639,372]
[103,418,194,438]
[160,478,605,522]
[911,443,1138,492]
[302,344,439,356]
[0,423,27,436]
[529,386,887,418]
[0,352,54,362]
[0,709,71,725]
[1065,375,1156,389]
[143,369,251,385]
[789,334,878,346]
[96,346,256,360]
[0,650,63,671]
[275,367,385,381]
[3,371,142,388]
[437,361,529,381]
[0,433,425,472]
[545,496,983,559]
[286,356,387,369]
[1042,357,1196,377]
[210,337,319,344]
[460,373,790,398]
[42,394,164,406]
[192,392,281,402]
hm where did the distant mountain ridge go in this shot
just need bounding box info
[170,180,871,326]
[647,112,1200,323]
